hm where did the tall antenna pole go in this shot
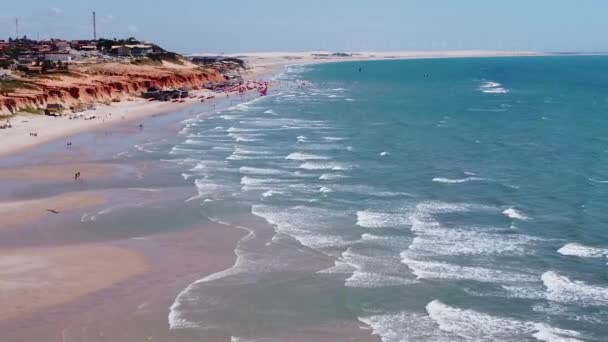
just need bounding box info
[93,11,97,40]
[15,18,19,38]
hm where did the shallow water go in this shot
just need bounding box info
[121,57,608,341]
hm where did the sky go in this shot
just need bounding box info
[1,0,607,54]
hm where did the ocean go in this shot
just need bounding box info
[157,56,608,341]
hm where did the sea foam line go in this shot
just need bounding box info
[168,219,256,330]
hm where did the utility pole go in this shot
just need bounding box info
[93,11,97,40]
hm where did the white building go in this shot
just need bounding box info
[44,52,72,63]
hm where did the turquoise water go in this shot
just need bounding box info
[166,57,608,341]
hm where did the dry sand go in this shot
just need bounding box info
[0,243,148,321]
[0,191,106,229]
[0,93,213,158]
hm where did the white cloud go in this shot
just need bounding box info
[49,7,63,16]
[127,25,138,33]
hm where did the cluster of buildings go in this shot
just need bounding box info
[0,37,156,74]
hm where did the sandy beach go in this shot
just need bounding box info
[0,191,106,229]
[0,50,549,341]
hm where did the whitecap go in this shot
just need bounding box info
[319,186,333,194]
[299,161,352,171]
[286,152,329,161]
[432,177,485,184]
[319,173,349,180]
[479,81,509,94]
[503,207,530,221]
[239,166,287,176]
[401,256,536,283]
[542,271,608,307]
[324,137,347,142]
[557,243,608,259]
[426,300,583,342]
[356,210,411,228]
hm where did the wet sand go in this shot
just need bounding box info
[0,243,148,321]
[0,95,253,341]
[0,70,381,341]
[0,191,106,229]
[0,162,114,181]
[0,225,245,342]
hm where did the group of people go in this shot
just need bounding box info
[74,171,81,180]
[29,132,38,137]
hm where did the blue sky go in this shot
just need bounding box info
[1,0,606,54]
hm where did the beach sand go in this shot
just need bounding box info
[0,243,148,321]
[0,51,545,341]
[0,225,245,342]
[0,162,114,181]
[0,191,106,229]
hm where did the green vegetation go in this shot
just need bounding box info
[96,37,141,50]
[0,80,36,94]
[18,106,44,115]
[147,52,184,65]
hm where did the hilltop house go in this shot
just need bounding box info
[111,44,153,57]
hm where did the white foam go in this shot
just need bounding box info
[316,260,356,274]
[427,300,562,341]
[503,207,530,221]
[324,137,347,141]
[589,178,608,184]
[359,311,450,342]
[557,243,608,259]
[532,324,584,342]
[479,81,509,94]
[186,179,223,202]
[401,256,536,283]
[356,210,411,228]
[262,190,283,198]
[286,152,329,161]
[380,151,390,156]
[319,173,348,180]
[299,161,352,171]
[361,306,584,342]
[239,166,287,176]
[251,205,350,250]
[432,177,484,184]
[169,221,257,330]
[319,186,333,194]
[542,271,608,307]
[296,135,307,143]
[240,176,292,191]
[407,228,537,256]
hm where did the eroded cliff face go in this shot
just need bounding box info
[0,62,226,115]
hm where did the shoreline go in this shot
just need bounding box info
[0,50,588,341]
[0,50,549,159]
